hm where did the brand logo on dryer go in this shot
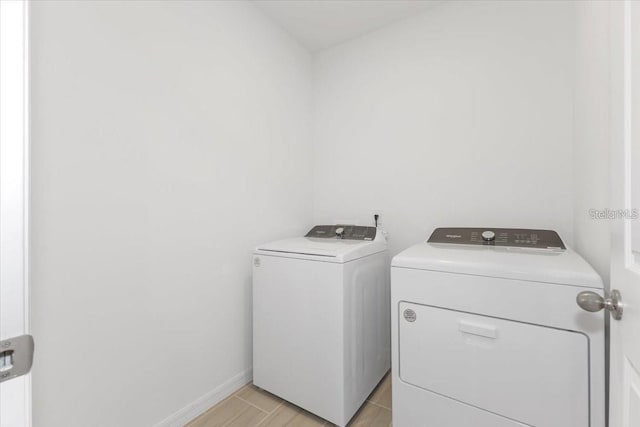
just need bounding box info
[403,309,417,322]
[445,234,462,239]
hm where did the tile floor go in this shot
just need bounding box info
[186,372,392,427]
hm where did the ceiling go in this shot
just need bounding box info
[253,1,441,52]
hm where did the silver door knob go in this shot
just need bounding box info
[576,290,623,320]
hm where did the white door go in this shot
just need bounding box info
[0,1,32,427]
[608,1,640,426]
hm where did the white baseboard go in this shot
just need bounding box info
[154,368,253,427]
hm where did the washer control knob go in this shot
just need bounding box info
[481,230,496,241]
[335,227,345,238]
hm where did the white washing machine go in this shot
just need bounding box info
[253,224,390,427]
[391,227,605,427]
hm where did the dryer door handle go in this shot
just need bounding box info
[458,320,497,339]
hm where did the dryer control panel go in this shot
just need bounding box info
[427,227,565,250]
[305,225,377,241]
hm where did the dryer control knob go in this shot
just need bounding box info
[335,227,345,238]
[482,230,496,241]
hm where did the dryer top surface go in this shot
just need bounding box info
[392,241,603,288]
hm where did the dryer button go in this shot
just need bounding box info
[481,231,496,241]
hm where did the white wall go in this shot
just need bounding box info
[29,2,312,426]
[573,1,611,284]
[312,0,576,255]
[28,1,607,425]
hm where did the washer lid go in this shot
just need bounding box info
[255,237,386,263]
[392,242,603,288]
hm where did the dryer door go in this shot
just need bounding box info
[398,302,589,427]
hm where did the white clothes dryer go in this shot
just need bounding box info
[391,227,605,427]
[253,224,390,426]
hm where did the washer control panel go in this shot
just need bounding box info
[305,225,377,241]
[428,227,565,250]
